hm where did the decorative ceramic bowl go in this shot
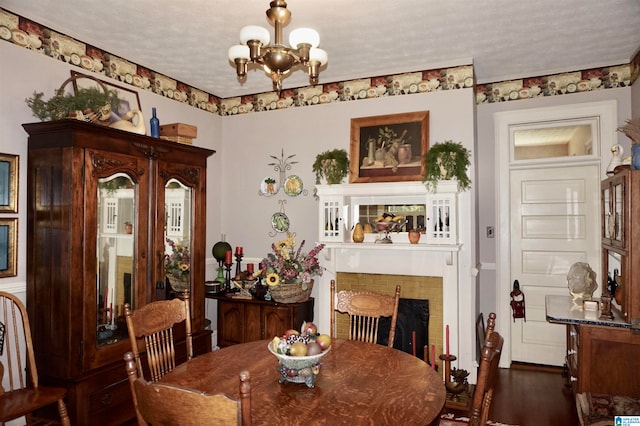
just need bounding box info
[267,342,331,388]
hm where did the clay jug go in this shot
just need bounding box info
[352,223,365,243]
[408,229,421,244]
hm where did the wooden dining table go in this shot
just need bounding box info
[161,338,446,425]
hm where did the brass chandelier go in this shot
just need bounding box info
[228,0,328,93]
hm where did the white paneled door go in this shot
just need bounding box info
[509,164,600,366]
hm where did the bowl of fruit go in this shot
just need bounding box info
[371,213,406,243]
[268,321,332,388]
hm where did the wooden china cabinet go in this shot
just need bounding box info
[561,165,640,398]
[24,120,214,425]
[601,165,640,323]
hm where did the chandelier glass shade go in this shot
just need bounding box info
[228,0,328,92]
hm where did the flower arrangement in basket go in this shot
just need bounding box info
[257,232,325,303]
[164,238,191,292]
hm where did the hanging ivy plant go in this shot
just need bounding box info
[312,149,349,184]
[422,140,471,192]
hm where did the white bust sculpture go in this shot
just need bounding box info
[567,262,597,301]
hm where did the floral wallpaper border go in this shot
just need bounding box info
[2,7,638,118]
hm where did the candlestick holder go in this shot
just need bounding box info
[439,354,457,383]
[224,262,233,291]
[234,253,243,277]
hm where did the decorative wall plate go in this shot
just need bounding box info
[271,212,290,233]
[284,175,303,197]
[260,176,278,196]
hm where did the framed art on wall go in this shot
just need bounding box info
[0,218,17,278]
[349,111,429,183]
[0,153,18,213]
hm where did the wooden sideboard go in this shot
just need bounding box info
[547,295,640,398]
[206,293,314,347]
[567,323,640,398]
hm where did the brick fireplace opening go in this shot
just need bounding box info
[335,272,444,365]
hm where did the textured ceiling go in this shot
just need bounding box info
[3,0,640,98]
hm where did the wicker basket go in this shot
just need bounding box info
[270,280,314,303]
[167,275,190,293]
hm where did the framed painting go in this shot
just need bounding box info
[70,70,142,119]
[0,218,17,278]
[0,153,18,213]
[349,111,429,183]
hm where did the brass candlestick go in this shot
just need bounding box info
[439,354,457,383]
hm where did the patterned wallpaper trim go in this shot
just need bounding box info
[2,7,638,117]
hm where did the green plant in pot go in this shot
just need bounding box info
[312,149,349,184]
[25,86,120,122]
[422,140,471,192]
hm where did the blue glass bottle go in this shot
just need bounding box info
[150,107,160,138]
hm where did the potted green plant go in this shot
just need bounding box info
[312,149,349,184]
[25,86,120,122]
[422,140,471,192]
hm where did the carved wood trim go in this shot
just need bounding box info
[90,152,145,177]
[159,168,200,186]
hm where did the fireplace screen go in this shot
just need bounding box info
[377,298,429,360]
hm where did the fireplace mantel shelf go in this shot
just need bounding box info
[322,242,462,251]
[322,242,461,265]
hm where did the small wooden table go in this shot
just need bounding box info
[161,338,446,425]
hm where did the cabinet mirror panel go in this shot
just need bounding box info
[164,178,192,293]
[96,173,135,347]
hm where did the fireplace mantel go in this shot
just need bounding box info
[314,180,477,381]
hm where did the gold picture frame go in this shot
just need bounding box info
[0,153,18,213]
[0,218,17,278]
[349,111,429,183]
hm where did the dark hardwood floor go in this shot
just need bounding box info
[489,364,579,426]
[443,363,580,426]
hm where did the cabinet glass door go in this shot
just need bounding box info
[164,178,192,294]
[612,179,624,245]
[96,173,136,347]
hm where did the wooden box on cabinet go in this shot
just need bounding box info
[24,120,214,424]
[212,295,314,347]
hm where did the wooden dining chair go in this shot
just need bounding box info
[469,312,503,426]
[0,291,70,426]
[124,351,252,426]
[124,290,193,382]
[330,279,401,347]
